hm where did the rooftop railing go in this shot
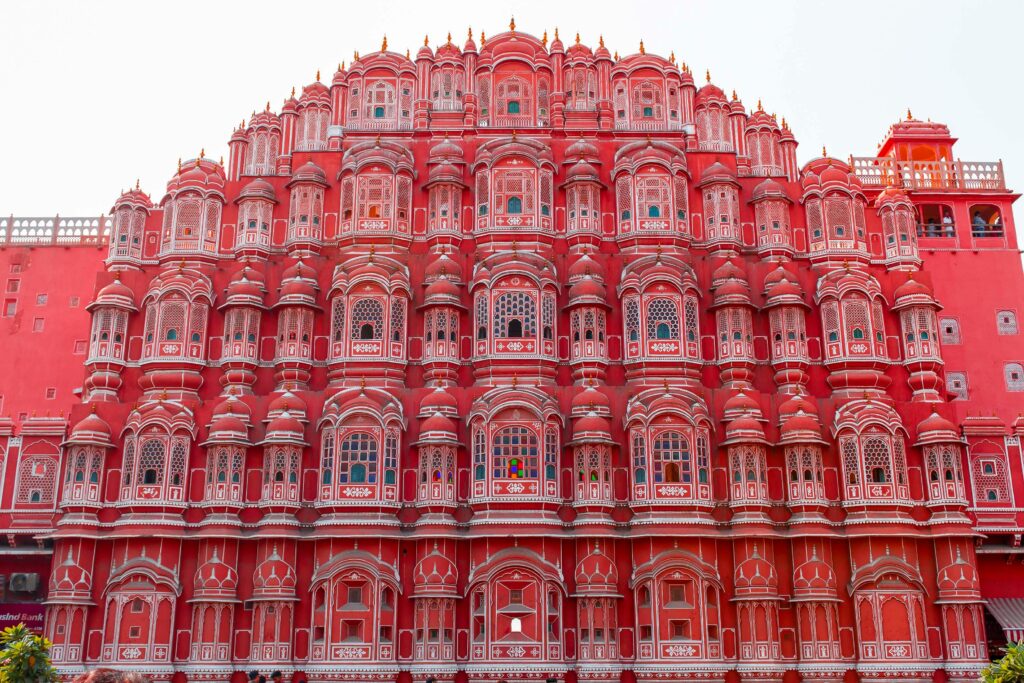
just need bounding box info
[0,215,111,247]
[850,157,1006,191]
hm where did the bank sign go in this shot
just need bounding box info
[0,604,46,632]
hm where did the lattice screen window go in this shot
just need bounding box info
[997,310,1018,335]
[16,455,57,505]
[652,430,691,484]
[946,372,968,400]
[939,318,961,344]
[1005,363,1024,391]
[972,455,1010,503]
[492,291,537,338]
[491,425,539,479]
[350,299,385,340]
[645,297,680,341]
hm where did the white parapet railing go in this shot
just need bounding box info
[850,157,1006,191]
[0,215,111,247]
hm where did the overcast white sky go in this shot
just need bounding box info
[1,0,1021,216]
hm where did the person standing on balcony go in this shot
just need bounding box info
[973,210,988,233]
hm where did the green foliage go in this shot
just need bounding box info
[0,624,57,683]
[983,641,1024,683]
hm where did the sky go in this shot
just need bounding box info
[1,0,1022,216]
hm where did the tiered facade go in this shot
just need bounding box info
[4,21,1021,683]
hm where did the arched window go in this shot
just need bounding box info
[493,292,537,339]
[492,426,539,480]
[646,298,680,341]
[653,431,690,484]
[350,299,384,341]
[507,196,523,214]
[338,432,378,484]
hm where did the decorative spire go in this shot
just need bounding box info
[381,34,388,51]
[599,35,604,48]
[639,39,645,54]
[291,86,296,98]
[509,15,516,32]
[822,145,828,157]
[575,32,580,45]
[424,34,429,46]
[731,89,737,101]
[555,27,560,41]
[468,26,473,40]
[265,101,270,112]
[906,107,913,120]
[316,68,321,81]
[613,50,619,60]
[706,68,711,83]
[135,178,140,190]
[541,29,547,46]
[757,98,763,112]
[447,32,452,44]
[669,50,675,64]
[480,31,486,46]
[406,49,410,59]
[354,50,359,60]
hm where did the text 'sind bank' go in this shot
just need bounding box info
[1,22,1023,683]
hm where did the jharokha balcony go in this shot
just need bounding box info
[850,156,1006,192]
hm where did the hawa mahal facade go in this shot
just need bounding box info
[1,21,1023,683]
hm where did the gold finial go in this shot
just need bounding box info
[447,32,452,44]
[265,101,270,112]
[599,35,604,48]
[468,26,473,40]
[509,16,516,32]
[341,60,345,70]
[822,145,828,157]
[541,29,547,46]
[177,157,182,171]
[354,50,359,60]
[381,35,388,51]
[219,155,223,166]
[406,49,410,59]
[555,27,560,41]
[781,116,787,129]
[316,69,321,81]
[194,157,201,168]
[731,89,737,101]
[669,50,675,64]
[639,39,645,54]
[512,374,518,388]
[706,69,711,83]
[480,31,486,46]
[906,108,913,120]
[135,178,140,190]
[757,98,763,112]
[614,51,619,60]
[575,32,581,45]
[200,147,205,158]
[424,34,430,47]
[291,86,296,97]
[369,244,375,262]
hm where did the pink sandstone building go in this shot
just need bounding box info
[0,21,1023,683]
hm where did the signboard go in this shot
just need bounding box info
[0,603,46,632]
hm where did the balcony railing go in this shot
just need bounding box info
[850,157,1006,191]
[1,216,111,246]
[916,223,956,238]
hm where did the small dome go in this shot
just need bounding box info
[263,410,305,443]
[238,178,277,202]
[915,410,960,446]
[194,549,239,598]
[253,547,297,597]
[413,545,458,597]
[572,411,613,444]
[565,136,600,160]
[288,161,329,187]
[430,135,465,160]
[571,383,611,417]
[212,396,251,422]
[424,252,464,283]
[568,276,607,304]
[936,551,980,599]
[565,160,601,182]
[723,415,767,445]
[711,258,745,285]
[751,178,788,202]
[778,393,818,420]
[779,410,825,444]
[695,81,728,105]
[424,277,462,304]
[568,251,606,284]
[68,410,113,447]
[793,551,838,598]
[205,413,249,445]
[734,548,778,597]
[893,275,933,302]
[93,277,136,309]
[419,385,458,418]
[420,411,458,437]
[699,161,737,186]
[49,548,92,596]
[574,543,619,594]
[722,391,761,421]
[268,389,307,418]
[819,163,851,187]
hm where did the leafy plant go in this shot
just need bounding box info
[0,624,57,683]
[983,640,1024,683]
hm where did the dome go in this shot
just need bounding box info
[262,410,306,444]
[792,551,838,598]
[287,161,329,187]
[424,252,464,283]
[423,277,462,306]
[417,411,458,444]
[778,393,818,420]
[49,549,92,597]
[712,279,751,307]
[168,158,226,195]
[268,389,307,418]
[413,545,458,597]
[204,412,249,445]
[695,81,728,105]
[568,276,607,304]
[936,551,980,599]
[565,136,600,160]
[711,258,745,284]
[237,178,277,202]
[722,391,761,421]
[698,161,737,186]
[574,543,619,595]
[223,266,267,307]
[571,383,611,417]
[915,410,960,446]
[419,385,459,418]
[819,163,851,187]
[568,252,606,283]
[194,550,239,598]
[89,275,137,311]
[779,410,826,445]
[571,411,613,444]
[212,396,252,422]
[67,410,113,448]
[734,548,778,598]
[253,547,297,598]
[751,178,789,202]
[429,135,465,161]
[723,415,768,445]
[892,275,934,308]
